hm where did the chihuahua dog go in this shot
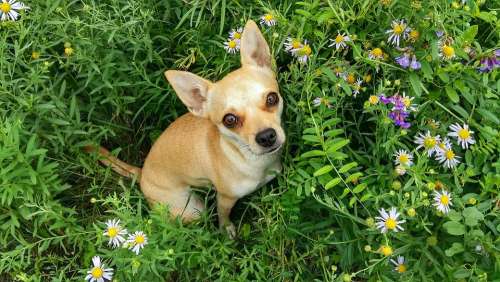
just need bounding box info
[87,20,284,238]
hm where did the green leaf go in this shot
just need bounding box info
[448,210,462,222]
[462,25,478,42]
[302,134,320,143]
[301,150,325,158]
[313,165,333,177]
[326,139,350,153]
[445,85,459,103]
[409,73,422,97]
[443,221,465,236]
[462,207,484,226]
[324,178,341,190]
[321,67,337,82]
[339,162,358,173]
[445,243,464,257]
[352,183,367,193]
[476,108,500,124]
[345,172,362,183]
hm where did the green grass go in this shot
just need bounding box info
[1,0,499,281]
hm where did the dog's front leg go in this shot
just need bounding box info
[216,193,238,239]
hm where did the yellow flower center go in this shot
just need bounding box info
[410,30,420,40]
[0,3,11,13]
[458,129,470,139]
[371,48,383,57]
[134,235,145,244]
[91,267,103,278]
[445,150,455,160]
[403,97,411,107]
[440,195,449,205]
[424,137,436,148]
[385,218,397,230]
[397,264,407,273]
[346,74,355,84]
[380,246,393,256]
[264,14,274,21]
[292,40,301,49]
[233,32,241,39]
[369,95,379,104]
[107,227,118,238]
[399,154,409,164]
[442,45,455,58]
[302,45,312,56]
[335,34,344,43]
[393,23,404,35]
[228,40,236,48]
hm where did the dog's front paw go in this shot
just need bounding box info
[223,223,237,239]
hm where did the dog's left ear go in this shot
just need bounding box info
[164,70,212,117]
[240,20,272,68]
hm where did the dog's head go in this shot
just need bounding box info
[165,20,284,157]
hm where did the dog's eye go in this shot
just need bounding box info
[266,92,279,107]
[222,114,238,128]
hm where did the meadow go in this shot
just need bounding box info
[0,0,499,281]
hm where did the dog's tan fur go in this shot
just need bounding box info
[88,20,284,237]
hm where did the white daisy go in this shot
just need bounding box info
[386,19,410,46]
[437,137,452,152]
[395,165,407,176]
[296,40,312,64]
[394,149,413,167]
[228,27,243,40]
[390,256,408,273]
[312,97,322,107]
[260,13,277,27]
[0,0,29,21]
[414,131,441,157]
[368,48,384,60]
[284,37,303,55]
[328,32,350,50]
[352,79,363,96]
[103,219,127,248]
[436,147,460,169]
[375,207,405,233]
[224,38,240,54]
[85,256,113,282]
[433,190,453,214]
[438,40,455,60]
[400,92,417,112]
[126,231,148,255]
[448,123,475,149]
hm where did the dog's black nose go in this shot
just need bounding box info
[255,128,277,148]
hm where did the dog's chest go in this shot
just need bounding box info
[224,159,281,198]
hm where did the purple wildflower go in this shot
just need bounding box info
[410,55,421,70]
[396,54,410,68]
[478,50,499,73]
[379,94,393,104]
[388,110,411,128]
[436,30,444,38]
[391,94,406,111]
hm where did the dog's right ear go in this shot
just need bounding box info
[164,70,212,117]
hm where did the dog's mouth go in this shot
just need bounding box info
[262,143,282,155]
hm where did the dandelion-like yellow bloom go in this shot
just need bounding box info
[346,73,356,84]
[409,30,420,41]
[368,95,379,105]
[64,47,74,56]
[379,245,393,256]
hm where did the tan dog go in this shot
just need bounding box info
[87,20,284,238]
